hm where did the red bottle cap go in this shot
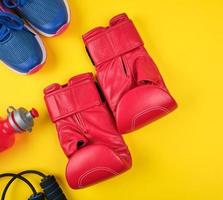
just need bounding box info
[30,108,39,118]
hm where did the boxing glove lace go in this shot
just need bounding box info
[83,13,177,134]
[44,73,132,189]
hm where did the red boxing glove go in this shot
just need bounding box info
[83,13,177,134]
[44,73,132,189]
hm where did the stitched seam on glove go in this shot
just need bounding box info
[78,167,119,188]
[131,106,170,130]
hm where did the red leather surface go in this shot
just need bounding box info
[83,13,177,133]
[44,73,132,189]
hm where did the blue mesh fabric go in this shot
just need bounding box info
[17,0,68,32]
[0,29,43,72]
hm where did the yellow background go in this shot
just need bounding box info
[0,0,223,199]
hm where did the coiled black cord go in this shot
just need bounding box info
[0,170,67,200]
[0,170,46,200]
[0,173,37,195]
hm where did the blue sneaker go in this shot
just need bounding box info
[2,0,70,37]
[0,5,46,74]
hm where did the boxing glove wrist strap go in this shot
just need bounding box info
[44,78,102,122]
[84,19,143,66]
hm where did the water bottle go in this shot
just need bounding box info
[0,106,39,152]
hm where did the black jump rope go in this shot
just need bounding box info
[0,170,67,200]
